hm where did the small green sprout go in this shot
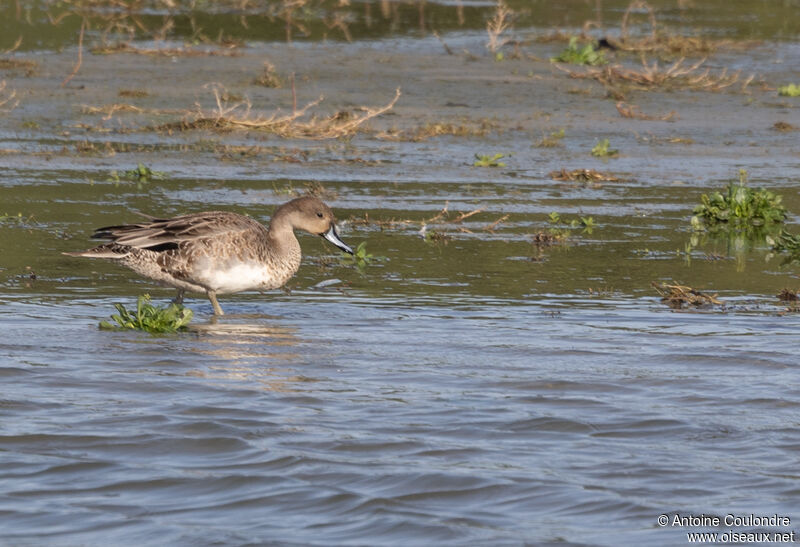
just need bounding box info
[547,211,561,224]
[591,139,618,158]
[340,241,384,269]
[99,294,193,333]
[778,84,800,97]
[551,37,607,66]
[473,153,507,167]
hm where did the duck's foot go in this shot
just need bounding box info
[207,290,225,316]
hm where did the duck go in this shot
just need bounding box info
[64,196,353,315]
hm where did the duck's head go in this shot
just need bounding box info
[279,196,353,254]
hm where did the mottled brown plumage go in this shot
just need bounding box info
[64,196,353,315]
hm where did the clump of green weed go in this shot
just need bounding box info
[474,153,507,167]
[591,139,618,158]
[100,294,193,333]
[551,37,607,66]
[778,84,800,97]
[691,169,787,231]
[548,211,596,234]
[109,163,165,184]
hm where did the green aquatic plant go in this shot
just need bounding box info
[778,84,800,97]
[100,294,193,333]
[473,153,507,167]
[551,37,607,66]
[109,163,165,184]
[691,169,787,231]
[340,241,384,269]
[591,139,618,158]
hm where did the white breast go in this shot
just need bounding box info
[201,261,280,294]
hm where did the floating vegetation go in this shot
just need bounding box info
[615,101,676,121]
[534,128,565,148]
[777,288,798,302]
[422,228,452,245]
[254,62,283,88]
[778,84,800,97]
[551,37,607,66]
[772,121,797,132]
[766,230,800,266]
[473,153,507,167]
[339,241,381,270]
[591,139,618,158]
[383,119,498,142]
[691,170,787,232]
[99,295,193,334]
[91,43,242,58]
[154,84,400,140]
[549,168,619,183]
[109,163,165,183]
[652,282,722,309]
[548,211,596,234]
[118,89,149,98]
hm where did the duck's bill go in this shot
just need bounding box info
[322,224,353,255]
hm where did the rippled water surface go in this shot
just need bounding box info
[2,1,800,545]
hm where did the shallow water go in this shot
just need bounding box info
[2,1,800,545]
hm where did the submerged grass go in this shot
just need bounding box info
[99,294,193,333]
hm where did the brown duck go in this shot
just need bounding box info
[64,196,353,315]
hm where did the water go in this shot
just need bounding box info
[2,1,800,545]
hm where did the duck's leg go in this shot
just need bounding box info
[207,290,224,316]
[173,289,185,305]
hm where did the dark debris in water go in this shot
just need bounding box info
[652,282,722,309]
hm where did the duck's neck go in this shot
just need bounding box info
[267,214,301,258]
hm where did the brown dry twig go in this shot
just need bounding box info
[616,101,676,121]
[486,0,514,54]
[652,282,722,308]
[61,16,86,87]
[0,80,19,112]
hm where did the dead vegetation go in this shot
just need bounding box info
[486,0,515,56]
[254,62,283,88]
[555,55,753,93]
[0,80,18,113]
[348,201,510,238]
[378,119,499,142]
[772,121,797,132]
[91,43,242,57]
[777,288,798,302]
[150,84,400,139]
[615,101,676,121]
[549,168,620,183]
[652,282,722,309]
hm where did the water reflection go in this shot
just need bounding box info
[186,314,307,392]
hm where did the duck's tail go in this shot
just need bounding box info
[62,246,130,259]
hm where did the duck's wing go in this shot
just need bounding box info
[92,211,265,250]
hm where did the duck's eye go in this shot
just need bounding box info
[316,212,324,218]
